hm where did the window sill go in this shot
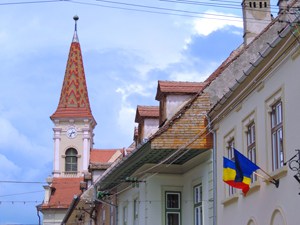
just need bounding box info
[266,166,288,185]
[221,193,239,206]
[246,181,261,196]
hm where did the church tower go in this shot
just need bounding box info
[242,0,271,45]
[50,15,96,178]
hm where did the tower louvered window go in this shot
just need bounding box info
[65,148,78,172]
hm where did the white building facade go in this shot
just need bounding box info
[208,2,300,224]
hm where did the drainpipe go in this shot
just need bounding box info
[212,130,217,225]
[94,185,119,225]
[115,196,118,225]
[206,113,217,225]
[36,205,41,225]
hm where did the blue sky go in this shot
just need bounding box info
[0,0,279,223]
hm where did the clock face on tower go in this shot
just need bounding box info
[66,127,77,139]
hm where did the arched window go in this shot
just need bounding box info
[270,209,286,225]
[65,148,78,172]
[247,219,256,225]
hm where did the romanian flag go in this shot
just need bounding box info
[223,149,260,195]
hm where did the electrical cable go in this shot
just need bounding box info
[0,180,46,184]
[99,15,300,197]
[95,0,242,19]
[0,0,280,25]
[72,0,275,24]
[0,0,66,5]
[0,190,44,197]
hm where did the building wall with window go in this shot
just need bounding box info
[211,24,300,225]
[115,150,213,225]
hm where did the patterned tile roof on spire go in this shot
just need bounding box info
[50,28,94,121]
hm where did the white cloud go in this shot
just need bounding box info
[0,154,20,180]
[116,83,153,102]
[0,117,51,166]
[117,104,136,135]
[193,10,243,36]
[169,71,209,82]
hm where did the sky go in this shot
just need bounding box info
[0,0,279,223]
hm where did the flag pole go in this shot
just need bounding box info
[258,168,280,188]
[253,172,268,180]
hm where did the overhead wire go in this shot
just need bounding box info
[70,0,275,24]
[0,0,288,205]
[0,190,44,197]
[0,0,279,25]
[0,180,46,184]
[0,0,66,5]
[160,0,279,12]
[98,16,300,196]
[95,0,242,19]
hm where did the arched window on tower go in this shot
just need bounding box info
[65,148,78,175]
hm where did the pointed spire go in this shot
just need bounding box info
[51,16,95,123]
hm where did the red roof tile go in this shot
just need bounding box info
[155,81,206,100]
[135,105,159,123]
[41,177,83,209]
[51,31,95,121]
[90,149,122,163]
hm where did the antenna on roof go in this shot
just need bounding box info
[72,15,79,43]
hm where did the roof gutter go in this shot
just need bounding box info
[94,141,150,189]
[61,195,81,225]
[209,14,299,117]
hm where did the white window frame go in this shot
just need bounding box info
[265,88,284,172]
[133,198,139,225]
[110,202,114,225]
[227,138,236,196]
[246,121,257,182]
[194,184,203,225]
[123,205,127,225]
[271,101,284,171]
[165,191,181,225]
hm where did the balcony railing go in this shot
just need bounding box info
[61,171,81,177]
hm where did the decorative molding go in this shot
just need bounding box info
[256,81,264,92]
[246,181,261,196]
[221,193,239,206]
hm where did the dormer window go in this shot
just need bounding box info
[65,148,78,172]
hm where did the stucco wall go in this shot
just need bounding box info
[117,151,213,225]
[214,36,300,225]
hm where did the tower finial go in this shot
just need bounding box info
[72,15,79,43]
[73,15,79,31]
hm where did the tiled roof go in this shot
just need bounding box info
[204,44,244,84]
[151,0,299,142]
[90,149,122,163]
[135,105,159,123]
[41,177,83,209]
[155,81,206,100]
[51,30,94,121]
